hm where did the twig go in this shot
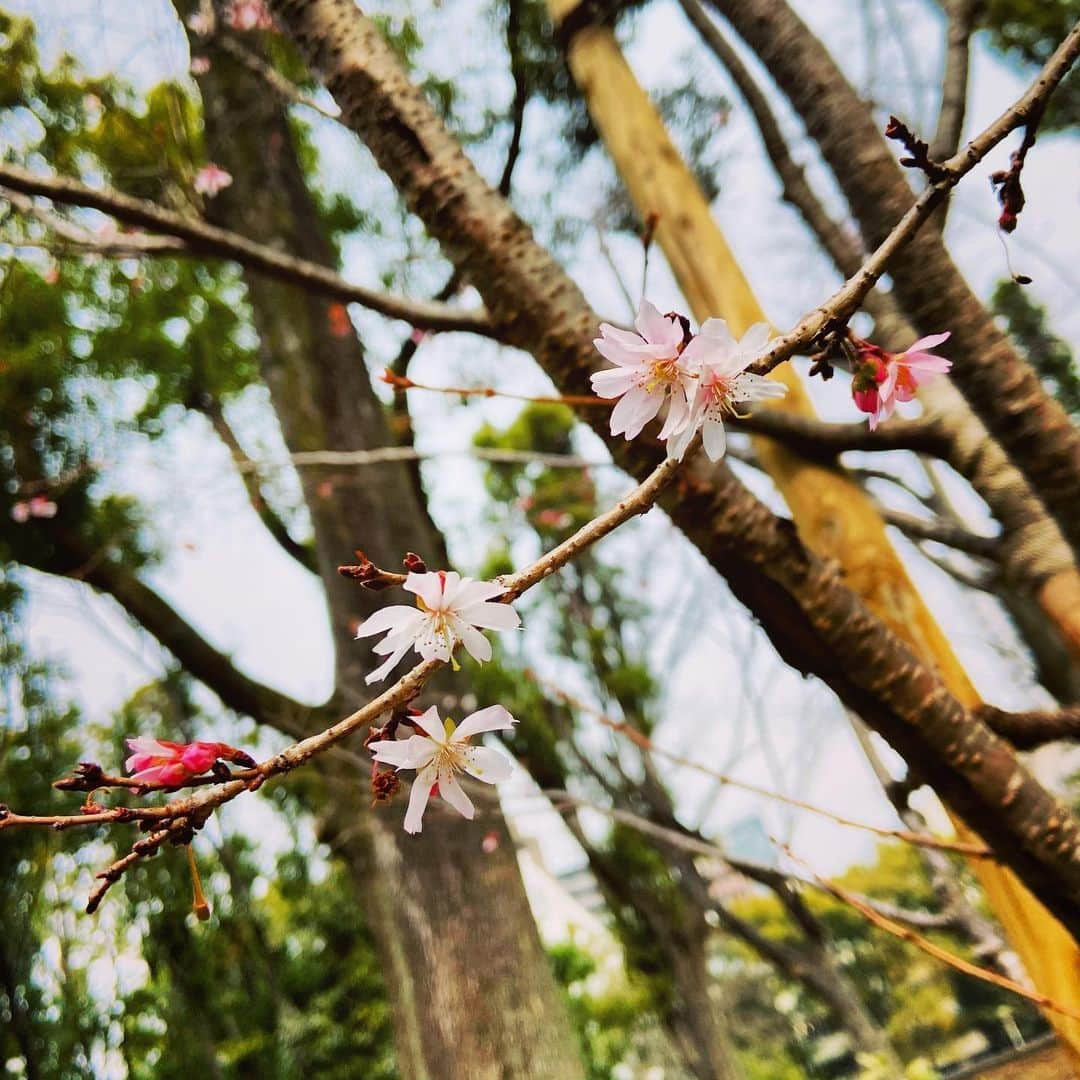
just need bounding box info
[976,704,1080,751]
[532,676,994,859]
[381,369,607,408]
[779,842,1080,1023]
[213,34,342,122]
[0,166,498,337]
[747,23,1080,377]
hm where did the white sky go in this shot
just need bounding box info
[9,0,1079,891]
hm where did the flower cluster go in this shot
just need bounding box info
[591,300,786,461]
[352,568,522,831]
[125,738,255,787]
[850,333,952,430]
[10,495,57,523]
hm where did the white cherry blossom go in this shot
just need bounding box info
[590,300,696,443]
[668,319,787,461]
[355,570,520,684]
[369,705,516,833]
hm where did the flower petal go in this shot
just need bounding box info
[403,765,437,833]
[732,373,787,402]
[737,322,772,356]
[906,332,950,354]
[451,579,506,609]
[365,643,413,684]
[355,605,418,639]
[697,318,737,349]
[609,386,662,439]
[703,416,727,461]
[411,705,447,743]
[590,367,639,398]
[437,769,475,820]
[460,745,514,783]
[403,571,444,611]
[452,704,517,740]
[370,735,436,770]
[458,622,493,663]
[635,300,681,348]
[459,600,520,630]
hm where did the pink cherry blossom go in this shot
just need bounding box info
[193,164,233,198]
[369,705,516,833]
[355,570,520,684]
[10,496,57,523]
[186,11,214,35]
[125,737,255,786]
[189,56,211,76]
[667,319,787,461]
[590,300,696,443]
[227,0,274,31]
[852,333,952,430]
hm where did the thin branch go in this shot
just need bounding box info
[535,676,994,859]
[498,0,529,197]
[746,23,1080,377]
[780,843,1080,1023]
[0,167,498,337]
[929,0,978,162]
[192,393,317,572]
[977,704,1080,751]
[212,34,342,122]
[381,369,607,408]
[879,505,999,559]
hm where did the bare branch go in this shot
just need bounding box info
[977,704,1080,750]
[0,167,498,337]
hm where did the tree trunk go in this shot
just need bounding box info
[187,12,583,1077]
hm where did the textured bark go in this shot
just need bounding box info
[704,0,1080,562]
[264,0,1080,936]
[187,13,583,1078]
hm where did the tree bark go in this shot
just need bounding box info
[703,0,1080,563]
[186,11,584,1077]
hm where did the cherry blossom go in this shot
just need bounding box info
[590,300,696,444]
[186,11,214,35]
[189,56,211,76]
[355,570,520,684]
[125,738,255,787]
[369,705,516,833]
[193,163,233,198]
[851,333,952,430]
[668,319,787,461]
[227,0,274,31]
[10,495,58,523]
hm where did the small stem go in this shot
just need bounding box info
[187,843,212,922]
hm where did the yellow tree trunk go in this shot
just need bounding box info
[547,9,1080,1061]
